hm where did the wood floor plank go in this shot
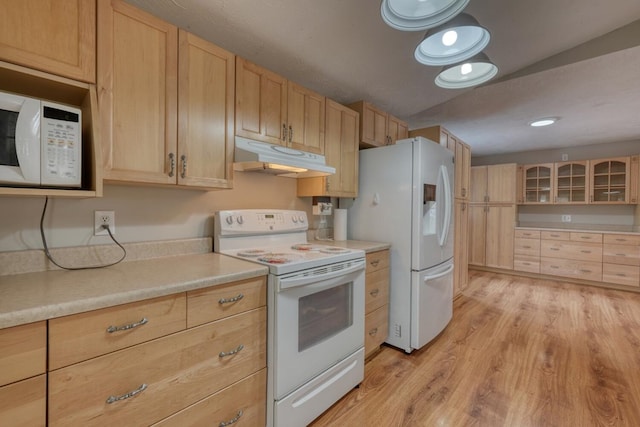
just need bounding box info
[311,271,640,427]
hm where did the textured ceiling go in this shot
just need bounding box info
[125,0,640,156]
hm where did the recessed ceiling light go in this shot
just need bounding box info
[415,13,491,66]
[380,0,471,31]
[434,52,498,89]
[529,118,559,127]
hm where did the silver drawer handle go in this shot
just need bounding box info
[523,245,531,249]
[616,253,626,257]
[580,269,591,273]
[106,383,147,404]
[581,250,591,254]
[369,289,380,297]
[615,238,627,242]
[550,248,559,251]
[370,259,380,267]
[550,234,560,237]
[220,410,243,427]
[368,328,378,336]
[106,317,148,333]
[550,265,559,269]
[218,294,244,304]
[523,262,531,266]
[616,273,627,277]
[219,344,244,358]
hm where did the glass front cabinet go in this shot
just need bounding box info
[590,157,630,203]
[521,164,554,204]
[555,161,588,203]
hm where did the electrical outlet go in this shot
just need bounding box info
[561,215,571,223]
[94,211,115,235]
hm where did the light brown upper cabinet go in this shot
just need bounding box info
[235,57,325,154]
[348,101,408,148]
[0,0,96,83]
[470,164,517,204]
[297,100,359,198]
[99,0,234,189]
[555,161,588,204]
[409,125,470,200]
[518,163,554,204]
[590,157,635,204]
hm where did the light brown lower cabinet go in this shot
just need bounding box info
[513,228,640,288]
[454,200,469,294]
[468,204,515,270]
[0,277,267,427]
[364,250,389,358]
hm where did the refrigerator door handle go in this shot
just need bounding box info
[437,165,452,248]
[423,263,454,282]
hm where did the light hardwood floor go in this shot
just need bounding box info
[311,270,640,426]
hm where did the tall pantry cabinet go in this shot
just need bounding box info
[468,164,518,270]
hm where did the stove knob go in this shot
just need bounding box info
[298,215,305,223]
[225,215,233,225]
[292,216,298,223]
[236,215,244,225]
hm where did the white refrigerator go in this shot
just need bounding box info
[347,136,454,353]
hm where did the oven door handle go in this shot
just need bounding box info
[278,260,365,290]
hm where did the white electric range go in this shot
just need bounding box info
[214,209,365,427]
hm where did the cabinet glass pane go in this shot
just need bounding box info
[611,161,626,173]
[573,164,585,175]
[572,190,585,202]
[526,178,538,189]
[594,162,609,174]
[593,189,608,201]
[557,177,570,188]
[539,178,551,189]
[526,168,538,178]
[558,165,571,176]
[594,175,609,187]
[610,174,626,186]
[539,167,551,177]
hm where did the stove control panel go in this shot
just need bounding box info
[215,209,308,235]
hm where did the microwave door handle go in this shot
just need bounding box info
[278,260,364,290]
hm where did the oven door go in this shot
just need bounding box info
[272,258,365,400]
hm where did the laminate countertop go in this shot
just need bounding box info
[0,253,268,329]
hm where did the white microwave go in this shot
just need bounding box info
[0,90,82,188]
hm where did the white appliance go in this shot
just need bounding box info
[214,209,365,427]
[0,90,82,188]
[348,136,454,353]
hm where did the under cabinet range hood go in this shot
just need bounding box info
[233,136,335,178]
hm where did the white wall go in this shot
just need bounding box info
[0,172,311,252]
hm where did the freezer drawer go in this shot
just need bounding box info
[410,259,454,350]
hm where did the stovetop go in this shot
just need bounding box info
[214,209,364,275]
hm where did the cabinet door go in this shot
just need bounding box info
[468,204,486,266]
[590,157,630,203]
[0,375,46,427]
[235,57,287,146]
[387,114,408,144]
[360,102,388,147]
[177,31,234,188]
[485,205,515,270]
[487,163,517,203]
[99,0,178,185]
[470,166,488,203]
[454,201,469,294]
[455,140,470,199]
[555,161,588,203]
[0,0,96,82]
[522,163,554,204]
[287,81,325,154]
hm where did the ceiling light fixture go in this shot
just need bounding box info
[380,0,471,31]
[529,118,559,127]
[434,52,498,89]
[414,13,490,66]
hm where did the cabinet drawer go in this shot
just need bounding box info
[366,250,389,273]
[365,268,389,314]
[540,240,602,262]
[49,293,186,370]
[515,229,540,239]
[0,321,46,386]
[541,257,602,281]
[514,238,540,257]
[604,234,640,246]
[152,369,266,427]
[514,256,540,273]
[603,244,640,266]
[603,263,640,287]
[570,232,602,243]
[541,230,570,240]
[187,277,266,328]
[49,307,266,427]
[0,374,46,427]
[365,304,388,358]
